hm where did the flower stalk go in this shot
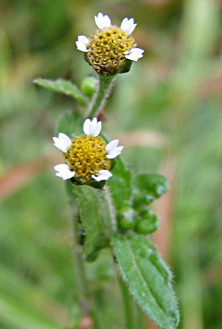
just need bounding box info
[85,74,115,119]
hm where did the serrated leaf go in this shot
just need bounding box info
[112,234,179,329]
[133,173,170,206]
[56,109,83,137]
[34,78,87,104]
[108,157,132,209]
[71,184,116,261]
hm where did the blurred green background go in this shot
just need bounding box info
[0,0,222,328]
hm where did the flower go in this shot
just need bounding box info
[53,118,124,182]
[76,12,144,75]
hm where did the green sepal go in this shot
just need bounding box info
[118,59,133,74]
[133,173,170,209]
[34,78,88,104]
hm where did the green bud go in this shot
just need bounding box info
[139,206,151,218]
[135,214,160,234]
[133,194,155,210]
[81,76,97,97]
[118,206,135,230]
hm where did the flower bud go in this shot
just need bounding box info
[117,205,135,230]
[81,76,97,97]
[135,213,160,234]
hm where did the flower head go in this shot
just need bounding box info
[76,13,144,75]
[53,118,123,183]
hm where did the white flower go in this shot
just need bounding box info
[76,35,89,52]
[75,13,144,63]
[95,12,111,29]
[54,164,75,180]
[83,117,102,137]
[53,118,123,182]
[106,139,124,159]
[52,133,72,153]
[92,170,112,182]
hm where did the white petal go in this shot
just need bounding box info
[106,139,119,152]
[95,12,111,29]
[83,117,102,137]
[52,133,71,153]
[54,164,75,180]
[76,35,89,52]
[83,118,90,135]
[120,17,137,35]
[92,170,112,182]
[106,146,124,159]
[106,139,124,159]
[125,47,144,62]
[54,164,69,172]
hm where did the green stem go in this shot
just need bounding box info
[85,74,115,119]
[72,217,90,299]
[118,275,135,329]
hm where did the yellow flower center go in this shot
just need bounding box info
[87,26,136,75]
[64,135,111,183]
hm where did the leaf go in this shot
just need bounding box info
[71,184,116,262]
[133,173,170,207]
[56,109,83,137]
[34,78,87,104]
[108,157,132,209]
[112,234,179,329]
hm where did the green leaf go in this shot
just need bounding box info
[133,174,170,207]
[70,183,116,262]
[34,78,87,104]
[56,109,83,137]
[108,157,132,209]
[112,234,179,329]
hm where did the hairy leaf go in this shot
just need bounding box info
[56,109,83,137]
[34,78,87,104]
[112,234,179,329]
[72,184,116,262]
[108,157,132,209]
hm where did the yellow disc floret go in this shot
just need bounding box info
[87,26,136,75]
[64,135,111,183]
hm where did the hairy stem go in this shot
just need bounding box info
[118,275,135,329]
[85,74,115,119]
[72,217,90,300]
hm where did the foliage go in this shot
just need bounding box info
[0,1,222,329]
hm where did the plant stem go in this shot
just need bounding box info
[72,216,90,300]
[118,275,135,329]
[85,74,115,119]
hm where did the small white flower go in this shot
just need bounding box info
[52,133,72,153]
[95,12,111,29]
[106,139,124,159]
[75,13,144,67]
[76,35,89,52]
[120,17,137,35]
[53,118,123,183]
[54,164,75,180]
[92,170,112,182]
[83,117,102,137]
[125,47,144,62]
